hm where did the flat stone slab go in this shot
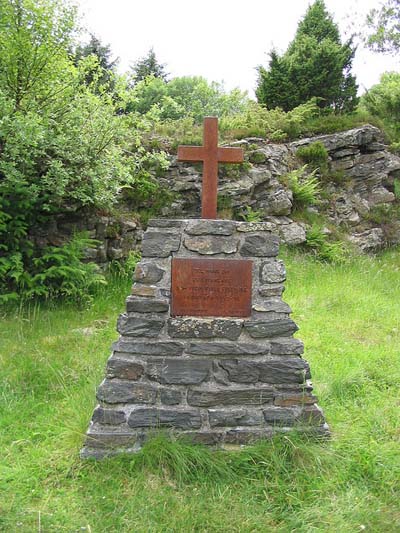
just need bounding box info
[128,408,202,429]
[142,231,181,257]
[113,340,184,356]
[240,234,279,257]
[117,314,165,337]
[244,319,298,338]
[218,358,310,384]
[147,359,212,385]
[186,220,237,236]
[97,380,157,404]
[187,341,270,356]
[184,235,239,255]
[187,386,275,407]
[168,318,243,340]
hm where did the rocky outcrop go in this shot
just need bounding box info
[29,125,400,263]
[162,125,400,253]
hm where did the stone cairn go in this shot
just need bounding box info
[81,218,329,458]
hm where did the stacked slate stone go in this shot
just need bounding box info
[82,219,328,458]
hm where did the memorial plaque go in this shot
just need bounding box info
[171,258,252,317]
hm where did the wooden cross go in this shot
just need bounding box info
[177,117,244,219]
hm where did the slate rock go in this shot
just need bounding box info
[274,392,317,407]
[113,340,184,356]
[187,387,274,407]
[219,358,310,384]
[96,380,157,404]
[125,296,169,314]
[184,235,238,255]
[258,284,285,297]
[168,318,243,340]
[186,220,237,236]
[130,285,157,298]
[142,231,181,257]
[128,408,202,429]
[134,262,165,284]
[117,314,165,337]
[236,222,275,233]
[160,388,182,405]
[182,431,223,445]
[270,337,304,355]
[106,357,144,380]
[252,298,291,314]
[187,342,270,356]
[208,408,263,427]
[259,260,286,283]
[245,318,298,338]
[240,234,279,257]
[224,429,272,444]
[148,219,184,228]
[147,359,212,385]
[84,431,140,450]
[92,406,126,425]
[262,406,299,426]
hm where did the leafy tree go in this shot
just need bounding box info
[360,72,400,140]
[130,47,168,85]
[256,0,358,112]
[0,0,169,301]
[129,75,249,123]
[73,34,118,93]
[366,0,400,54]
[0,0,76,111]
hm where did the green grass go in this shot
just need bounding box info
[1,251,400,532]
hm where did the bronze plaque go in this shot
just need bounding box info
[171,258,252,317]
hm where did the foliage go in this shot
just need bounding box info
[0,0,170,301]
[305,224,348,263]
[128,75,249,124]
[296,141,329,174]
[73,34,118,94]
[238,206,263,222]
[256,0,358,112]
[1,250,400,530]
[0,232,105,305]
[365,0,400,54]
[130,47,168,85]
[219,99,320,141]
[284,165,321,208]
[360,72,400,142]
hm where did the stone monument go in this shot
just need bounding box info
[81,117,328,458]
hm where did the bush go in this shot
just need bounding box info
[296,141,329,173]
[284,165,320,208]
[304,224,348,263]
[0,233,105,306]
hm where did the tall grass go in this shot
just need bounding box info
[1,250,399,532]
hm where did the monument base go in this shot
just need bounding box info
[81,219,329,459]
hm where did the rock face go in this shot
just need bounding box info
[81,219,328,459]
[29,125,400,263]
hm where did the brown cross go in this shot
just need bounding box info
[177,117,244,219]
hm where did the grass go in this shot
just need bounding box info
[1,250,400,532]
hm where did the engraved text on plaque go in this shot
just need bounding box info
[171,258,252,317]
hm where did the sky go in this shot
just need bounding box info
[76,0,398,98]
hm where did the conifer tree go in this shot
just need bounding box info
[256,0,358,112]
[130,47,168,85]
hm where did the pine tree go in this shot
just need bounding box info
[130,48,168,85]
[256,0,358,112]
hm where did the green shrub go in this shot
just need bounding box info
[296,141,329,174]
[284,165,320,208]
[394,178,400,200]
[0,233,106,306]
[305,224,348,263]
[238,206,263,222]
